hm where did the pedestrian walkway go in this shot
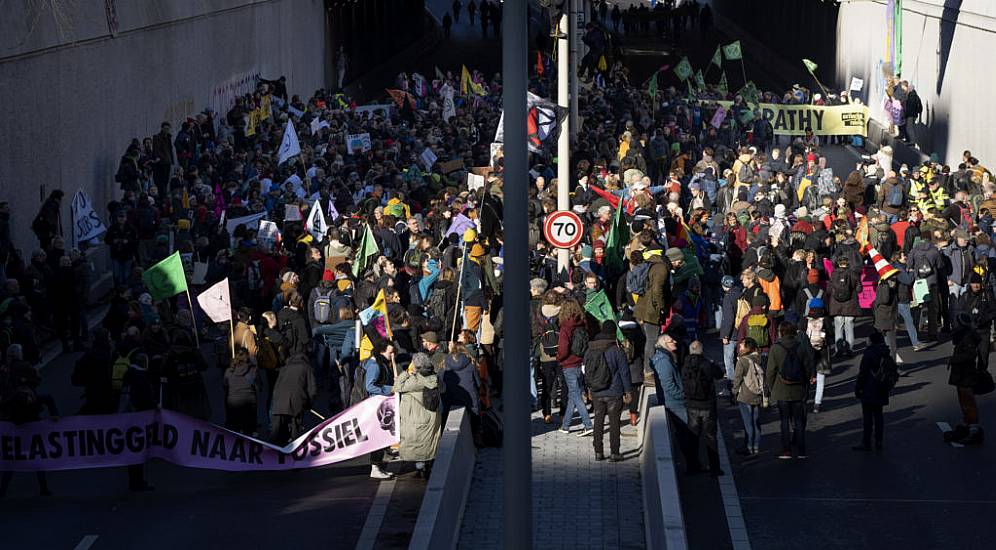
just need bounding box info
[457,409,644,549]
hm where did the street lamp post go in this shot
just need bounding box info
[556,14,571,274]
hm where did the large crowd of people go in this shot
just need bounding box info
[1,7,992,498]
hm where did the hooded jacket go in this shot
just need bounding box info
[557,316,588,369]
[587,333,633,399]
[633,254,672,325]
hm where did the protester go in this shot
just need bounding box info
[766,323,815,459]
[270,348,316,446]
[732,338,765,456]
[853,332,898,451]
[586,320,632,462]
[395,353,442,477]
[224,348,260,436]
[682,341,725,475]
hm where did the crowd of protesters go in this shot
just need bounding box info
[1,10,993,496]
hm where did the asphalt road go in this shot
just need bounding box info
[1,329,421,550]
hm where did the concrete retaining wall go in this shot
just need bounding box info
[640,387,688,550]
[0,0,329,255]
[409,408,476,550]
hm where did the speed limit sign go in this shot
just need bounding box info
[543,210,584,249]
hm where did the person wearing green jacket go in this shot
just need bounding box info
[766,323,816,460]
[396,353,442,478]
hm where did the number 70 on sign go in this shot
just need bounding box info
[543,210,584,249]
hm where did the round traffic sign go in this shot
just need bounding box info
[543,210,584,249]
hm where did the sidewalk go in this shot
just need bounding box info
[456,408,644,549]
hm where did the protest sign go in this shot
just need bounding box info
[467,173,485,192]
[849,76,864,92]
[714,101,870,136]
[284,204,302,222]
[354,104,392,119]
[710,106,727,129]
[420,148,438,170]
[225,212,266,236]
[258,220,281,250]
[0,396,399,472]
[439,159,464,174]
[346,133,372,154]
[305,200,328,240]
[71,190,107,246]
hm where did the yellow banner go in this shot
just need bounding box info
[716,101,870,136]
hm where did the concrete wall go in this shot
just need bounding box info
[0,0,329,255]
[836,0,996,165]
[640,388,688,550]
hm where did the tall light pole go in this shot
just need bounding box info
[556,14,570,274]
[569,0,584,141]
[502,1,532,550]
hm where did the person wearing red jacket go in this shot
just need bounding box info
[556,299,593,436]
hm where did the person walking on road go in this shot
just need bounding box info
[586,321,633,462]
[945,313,993,445]
[651,333,698,473]
[396,353,442,478]
[270,351,316,446]
[224,348,259,436]
[853,331,898,451]
[682,341,726,475]
[733,338,766,456]
[557,299,593,436]
[361,343,397,479]
[766,323,815,459]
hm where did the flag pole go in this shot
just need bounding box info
[229,317,236,359]
[185,288,200,348]
[450,242,469,342]
[740,58,748,87]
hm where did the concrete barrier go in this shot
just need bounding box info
[408,408,476,550]
[640,387,689,550]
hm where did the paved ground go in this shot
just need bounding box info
[1,326,424,550]
[457,407,644,549]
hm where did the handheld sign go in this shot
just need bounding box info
[543,210,584,249]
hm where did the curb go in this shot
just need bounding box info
[408,408,476,550]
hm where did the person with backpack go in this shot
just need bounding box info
[233,308,258,365]
[827,255,860,357]
[908,233,944,341]
[71,328,117,414]
[396,353,442,478]
[277,291,310,357]
[945,229,977,319]
[223,348,259,436]
[586,321,633,462]
[803,298,832,413]
[164,312,211,421]
[733,338,766,456]
[556,299,593,436]
[879,176,906,224]
[944,313,992,445]
[533,294,564,424]
[872,253,901,361]
[443,336,483,446]
[634,248,673,377]
[853,331,899,451]
[766,322,815,459]
[682,340,726,475]
[736,294,776,356]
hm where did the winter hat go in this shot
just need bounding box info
[868,247,898,280]
[774,204,787,219]
[665,248,684,263]
[581,245,593,260]
[721,275,735,289]
[794,206,808,218]
[470,244,487,257]
[322,269,335,282]
[807,269,820,284]
[751,294,769,308]
[970,272,984,285]
[688,181,701,191]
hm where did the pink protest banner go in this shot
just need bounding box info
[711,106,727,129]
[0,396,398,472]
[858,265,878,309]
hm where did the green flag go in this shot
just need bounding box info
[739,81,760,106]
[584,290,623,340]
[648,71,658,98]
[141,251,188,300]
[687,79,696,98]
[802,58,818,74]
[603,199,629,277]
[718,72,728,95]
[673,57,693,81]
[351,224,380,277]
[695,69,706,91]
[711,45,723,68]
[723,40,742,61]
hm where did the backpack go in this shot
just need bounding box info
[681,357,714,402]
[247,260,263,291]
[350,363,369,405]
[745,314,770,348]
[312,289,334,325]
[887,184,904,207]
[427,287,448,321]
[734,297,752,332]
[802,288,823,317]
[778,343,804,385]
[111,350,135,393]
[626,263,651,296]
[539,317,560,360]
[569,327,589,357]
[422,385,441,412]
[832,273,852,302]
[741,356,765,397]
[584,346,613,392]
[256,336,281,370]
[871,352,899,391]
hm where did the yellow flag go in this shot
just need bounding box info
[181,187,190,209]
[461,65,472,95]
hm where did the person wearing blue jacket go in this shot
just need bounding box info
[363,344,396,480]
[587,321,633,462]
[650,333,698,473]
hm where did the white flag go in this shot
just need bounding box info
[305,199,328,240]
[196,278,232,323]
[310,116,321,135]
[441,84,456,122]
[278,120,302,165]
[328,199,340,222]
[71,190,107,246]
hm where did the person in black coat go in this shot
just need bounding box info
[31,190,63,250]
[224,348,259,435]
[588,321,633,462]
[682,341,726,475]
[277,291,311,357]
[71,328,116,414]
[853,331,896,451]
[270,352,317,445]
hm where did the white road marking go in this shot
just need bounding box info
[716,421,752,550]
[936,422,965,448]
[353,478,397,550]
[74,535,99,550]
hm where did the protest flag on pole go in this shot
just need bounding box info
[351,224,380,277]
[277,119,301,165]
